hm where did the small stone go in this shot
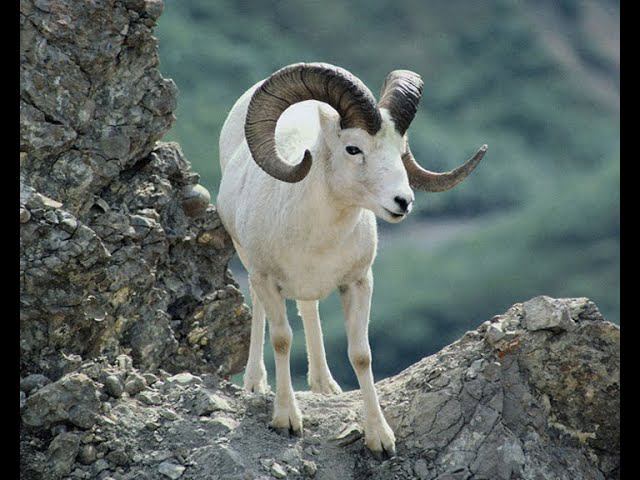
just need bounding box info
[20,391,26,409]
[478,320,491,333]
[48,432,81,478]
[78,445,97,465]
[260,458,274,470]
[143,373,159,385]
[144,0,164,20]
[138,391,162,405]
[104,376,124,398]
[270,462,287,479]
[124,373,147,395]
[151,450,174,462]
[330,423,363,446]
[485,323,506,346]
[60,216,78,232]
[40,194,63,209]
[210,416,239,433]
[281,448,299,464]
[51,424,68,436]
[523,296,576,332]
[145,420,161,431]
[414,459,429,479]
[159,408,179,421]
[181,184,210,217]
[106,449,129,466]
[44,210,59,224]
[189,390,233,416]
[116,354,133,371]
[301,460,317,477]
[93,459,109,475]
[158,460,185,479]
[167,372,202,386]
[424,450,438,461]
[465,359,484,380]
[20,207,31,223]
[20,373,51,394]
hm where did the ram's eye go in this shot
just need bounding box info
[345,146,362,155]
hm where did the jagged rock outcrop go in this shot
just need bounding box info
[20,2,620,479]
[20,0,251,380]
[20,297,619,479]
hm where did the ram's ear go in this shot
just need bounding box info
[317,103,340,140]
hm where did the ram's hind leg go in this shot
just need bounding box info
[297,300,342,394]
[243,277,269,393]
[252,275,303,435]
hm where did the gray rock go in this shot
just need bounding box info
[125,373,148,396]
[209,416,239,433]
[48,432,81,478]
[143,373,160,385]
[116,355,133,372]
[20,207,31,223]
[271,462,287,478]
[158,460,186,479]
[92,459,110,475]
[189,389,233,416]
[104,375,124,398]
[19,299,620,480]
[523,295,576,332]
[20,0,251,382]
[414,459,430,479]
[22,373,100,429]
[167,372,203,386]
[301,459,317,477]
[281,447,300,465]
[21,373,52,393]
[181,184,211,217]
[330,423,363,446]
[106,448,130,467]
[138,390,162,405]
[78,445,98,465]
[484,323,505,345]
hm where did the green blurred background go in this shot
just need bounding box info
[156,0,619,390]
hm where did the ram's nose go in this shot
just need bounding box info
[394,194,414,214]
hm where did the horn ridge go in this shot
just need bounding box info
[378,70,424,135]
[245,62,382,183]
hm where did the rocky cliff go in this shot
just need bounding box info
[20,0,251,379]
[20,1,620,479]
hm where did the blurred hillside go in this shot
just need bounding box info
[156,0,619,389]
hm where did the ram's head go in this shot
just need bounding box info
[244,63,487,223]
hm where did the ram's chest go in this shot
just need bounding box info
[276,245,369,300]
[250,219,376,301]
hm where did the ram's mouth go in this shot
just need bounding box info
[383,207,406,220]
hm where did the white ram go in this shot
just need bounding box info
[216,63,486,456]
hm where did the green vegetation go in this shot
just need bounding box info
[157,0,619,389]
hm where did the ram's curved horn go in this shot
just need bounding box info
[245,62,382,183]
[378,70,424,136]
[402,144,488,192]
[379,70,486,192]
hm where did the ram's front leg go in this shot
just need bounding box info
[251,275,303,435]
[339,270,395,457]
